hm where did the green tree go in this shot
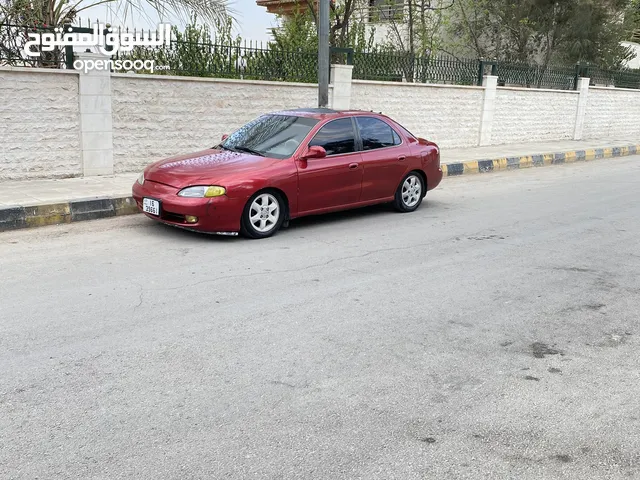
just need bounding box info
[626,0,640,41]
[120,13,241,76]
[370,0,451,56]
[271,9,318,51]
[2,0,231,26]
[270,0,375,52]
[446,0,636,68]
[1,0,232,68]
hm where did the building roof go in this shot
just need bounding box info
[256,0,317,17]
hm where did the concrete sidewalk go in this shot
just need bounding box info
[440,138,639,175]
[439,138,638,164]
[1,138,639,232]
[0,174,136,208]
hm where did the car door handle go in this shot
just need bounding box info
[348,163,359,169]
[398,155,406,161]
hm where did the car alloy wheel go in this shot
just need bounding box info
[393,172,425,212]
[402,175,422,207]
[241,191,284,238]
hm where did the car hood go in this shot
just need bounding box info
[143,148,280,188]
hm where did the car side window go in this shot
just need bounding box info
[308,118,356,156]
[356,117,402,151]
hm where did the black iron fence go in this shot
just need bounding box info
[114,41,319,82]
[1,23,67,68]
[2,21,639,90]
[352,51,479,85]
[0,22,105,69]
[583,64,640,89]
[487,60,578,90]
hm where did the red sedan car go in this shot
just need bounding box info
[132,108,443,238]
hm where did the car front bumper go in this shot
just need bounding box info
[132,180,245,233]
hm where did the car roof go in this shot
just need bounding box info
[270,108,385,120]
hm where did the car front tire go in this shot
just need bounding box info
[393,171,425,213]
[240,190,285,239]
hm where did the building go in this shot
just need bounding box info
[256,0,408,46]
[256,0,318,17]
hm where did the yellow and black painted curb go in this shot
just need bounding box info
[1,143,639,233]
[0,196,138,232]
[441,144,640,177]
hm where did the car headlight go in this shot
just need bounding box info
[177,186,226,198]
[137,172,145,185]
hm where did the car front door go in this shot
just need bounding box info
[355,116,410,202]
[295,117,363,214]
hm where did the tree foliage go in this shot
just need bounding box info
[628,0,640,41]
[271,9,319,51]
[446,0,637,68]
[1,0,230,27]
[120,13,243,76]
[270,0,377,53]
[1,0,232,68]
[368,0,452,56]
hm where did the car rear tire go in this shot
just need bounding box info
[240,190,285,239]
[393,172,425,213]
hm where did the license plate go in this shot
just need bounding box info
[143,198,160,216]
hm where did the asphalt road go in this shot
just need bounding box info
[1,156,640,479]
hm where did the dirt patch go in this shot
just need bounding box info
[531,342,563,358]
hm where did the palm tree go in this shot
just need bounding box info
[1,0,233,68]
[3,0,232,27]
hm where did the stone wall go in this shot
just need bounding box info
[1,65,639,181]
[490,88,579,145]
[350,81,484,148]
[111,75,321,173]
[0,68,81,181]
[582,87,640,140]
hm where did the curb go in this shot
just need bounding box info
[1,143,638,233]
[441,143,640,177]
[0,196,138,233]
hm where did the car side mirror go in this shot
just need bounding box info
[303,145,326,159]
[221,134,229,141]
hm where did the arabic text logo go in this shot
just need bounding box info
[23,23,173,57]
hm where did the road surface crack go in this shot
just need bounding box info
[147,242,439,292]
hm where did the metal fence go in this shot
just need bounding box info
[2,21,640,91]
[493,61,578,90]
[353,52,479,85]
[0,23,71,68]
[114,41,319,82]
[0,22,104,69]
[584,64,640,89]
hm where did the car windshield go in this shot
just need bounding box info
[220,114,319,159]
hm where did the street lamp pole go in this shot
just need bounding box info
[318,0,330,107]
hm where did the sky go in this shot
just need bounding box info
[81,0,278,43]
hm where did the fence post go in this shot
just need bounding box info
[476,60,485,86]
[478,74,498,146]
[75,51,114,176]
[64,45,75,69]
[329,64,353,110]
[573,76,590,140]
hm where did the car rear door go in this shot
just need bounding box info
[295,117,363,214]
[355,116,411,202]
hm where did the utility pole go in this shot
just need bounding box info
[318,0,330,107]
